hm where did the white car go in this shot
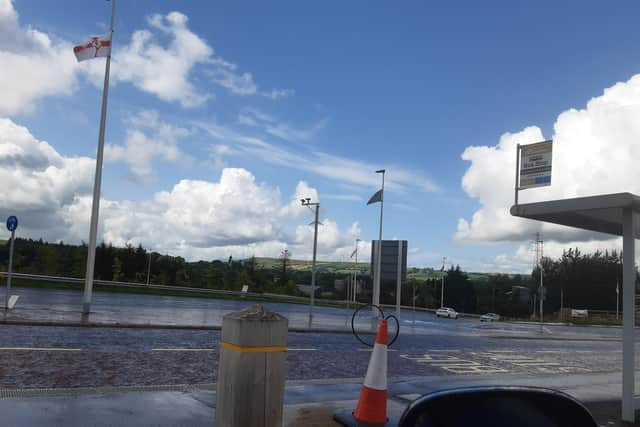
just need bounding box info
[480,312,501,322]
[436,307,458,319]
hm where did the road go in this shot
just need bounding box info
[0,285,635,392]
[0,322,632,389]
[1,286,631,339]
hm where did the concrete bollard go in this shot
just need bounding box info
[215,305,288,427]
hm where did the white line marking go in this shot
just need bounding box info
[0,347,81,352]
[358,348,397,352]
[151,348,317,352]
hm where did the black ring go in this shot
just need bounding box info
[384,314,400,348]
[351,304,385,348]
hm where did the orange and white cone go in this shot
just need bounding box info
[334,319,397,426]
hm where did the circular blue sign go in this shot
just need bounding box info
[6,216,18,232]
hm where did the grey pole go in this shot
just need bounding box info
[514,143,520,206]
[83,0,116,314]
[396,240,402,320]
[616,279,619,320]
[354,238,360,303]
[4,229,15,310]
[309,203,319,328]
[440,257,446,308]
[373,169,385,329]
[146,251,152,286]
[621,208,635,422]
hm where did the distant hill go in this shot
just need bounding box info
[254,258,510,280]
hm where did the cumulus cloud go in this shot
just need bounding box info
[81,11,213,107]
[79,10,290,107]
[105,110,192,180]
[457,74,640,245]
[0,0,77,115]
[0,117,358,261]
[0,118,94,239]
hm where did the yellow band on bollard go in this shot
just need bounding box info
[221,341,287,353]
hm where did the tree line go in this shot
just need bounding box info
[0,239,633,315]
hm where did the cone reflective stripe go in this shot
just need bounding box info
[353,319,388,424]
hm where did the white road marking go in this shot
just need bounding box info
[358,348,397,352]
[0,347,81,352]
[151,347,318,352]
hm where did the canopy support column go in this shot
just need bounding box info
[622,207,636,422]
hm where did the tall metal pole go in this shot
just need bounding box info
[514,143,520,206]
[536,232,544,332]
[146,251,152,286]
[83,0,116,314]
[395,240,402,320]
[616,278,619,320]
[621,208,635,421]
[309,203,319,328]
[4,229,15,310]
[353,238,360,303]
[373,170,385,329]
[440,257,446,307]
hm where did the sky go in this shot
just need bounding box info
[2,0,640,273]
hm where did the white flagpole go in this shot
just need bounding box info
[83,0,115,314]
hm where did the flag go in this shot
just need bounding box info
[73,32,112,62]
[367,189,383,205]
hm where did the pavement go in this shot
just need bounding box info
[0,373,638,426]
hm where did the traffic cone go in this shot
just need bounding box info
[334,319,397,426]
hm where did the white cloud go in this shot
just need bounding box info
[294,219,362,261]
[280,181,319,218]
[81,11,213,107]
[479,238,623,274]
[0,118,94,239]
[0,117,359,261]
[207,63,292,100]
[457,73,640,244]
[105,110,191,180]
[0,0,77,115]
[196,121,440,194]
[236,109,327,142]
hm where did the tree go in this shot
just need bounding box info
[278,250,290,287]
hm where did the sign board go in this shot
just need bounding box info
[519,140,553,189]
[6,215,18,232]
[370,240,408,282]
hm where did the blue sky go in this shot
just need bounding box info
[2,0,640,272]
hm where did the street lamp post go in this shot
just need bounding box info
[351,238,361,304]
[373,169,385,329]
[440,257,446,308]
[301,198,320,328]
[146,251,152,286]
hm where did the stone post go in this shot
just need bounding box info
[215,305,288,427]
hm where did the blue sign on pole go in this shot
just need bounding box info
[6,216,18,232]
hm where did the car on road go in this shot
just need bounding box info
[480,312,501,322]
[436,307,458,319]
